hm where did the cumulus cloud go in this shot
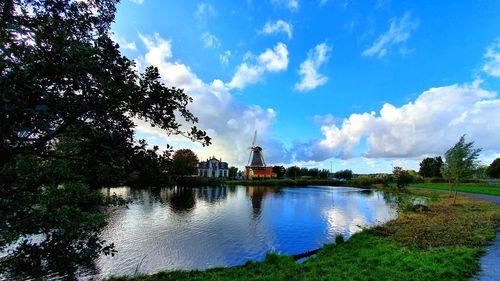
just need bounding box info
[136,33,291,166]
[260,20,293,39]
[201,32,221,48]
[295,42,331,92]
[271,0,299,11]
[482,37,500,77]
[362,12,419,58]
[227,42,289,89]
[293,81,500,161]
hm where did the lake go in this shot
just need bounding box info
[89,185,398,279]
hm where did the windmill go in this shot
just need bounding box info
[247,130,266,167]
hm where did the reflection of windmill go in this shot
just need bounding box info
[247,130,266,167]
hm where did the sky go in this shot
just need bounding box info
[111,0,500,173]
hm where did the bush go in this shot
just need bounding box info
[427,177,447,183]
[348,176,379,187]
[486,158,500,178]
[335,234,345,244]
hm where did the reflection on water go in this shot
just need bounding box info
[94,185,397,278]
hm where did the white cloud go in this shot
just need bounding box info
[136,33,291,166]
[271,0,299,11]
[313,113,339,125]
[227,42,289,89]
[195,3,216,25]
[482,37,500,77]
[110,33,137,51]
[260,20,293,39]
[294,81,500,162]
[295,42,332,92]
[201,32,221,48]
[362,12,419,58]
[129,0,144,4]
[219,50,231,65]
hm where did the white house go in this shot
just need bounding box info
[198,156,229,178]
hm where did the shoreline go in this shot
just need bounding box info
[107,188,500,281]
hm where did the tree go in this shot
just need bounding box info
[286,166,300,179]
[318,169,330,179]
[307,168,320,177]
[393,166,413,189]
[228,166,239,178]
[299,167,309,177]
[418,156,443,178]
[486,158,500,179]
[272,165,285,179]
[0,0,209,278]
[172,149,199,177]
[441,135,481,203]
[334,169,353,180]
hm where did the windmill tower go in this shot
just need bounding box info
[244,130,275,179]
[247,130,266,167]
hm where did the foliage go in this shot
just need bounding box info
[0,0,209,278]
[473,165,488,179]
[318,169,330,178]
[392,166,413,189]
[486,158,500,178]
[283,166,329,179]
[272,165,286,179]
[441,135,481,202]
[285,166,300,179]
[127,141,173,187]
[334,169,353,180]
[172,149,199,177]
[228,166,239,178]
[335,234,345,244]
[418,157,443,178]
[381,174,393,187]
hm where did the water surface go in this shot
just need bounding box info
[93,185,397,278]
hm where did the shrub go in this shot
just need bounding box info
[335,234,345,244]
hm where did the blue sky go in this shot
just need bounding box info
[112,0,500,173]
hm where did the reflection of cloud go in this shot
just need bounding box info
[322,190,397,238]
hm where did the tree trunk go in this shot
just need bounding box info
[453,181,458,205]
[448,180,452,197]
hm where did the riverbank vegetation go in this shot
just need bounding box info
[108,190,500,281]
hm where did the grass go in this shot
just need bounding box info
[409,183,500,196]
[107,191,500,281]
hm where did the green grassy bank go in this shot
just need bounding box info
[108,191,500,281]
[409,183,500,196]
